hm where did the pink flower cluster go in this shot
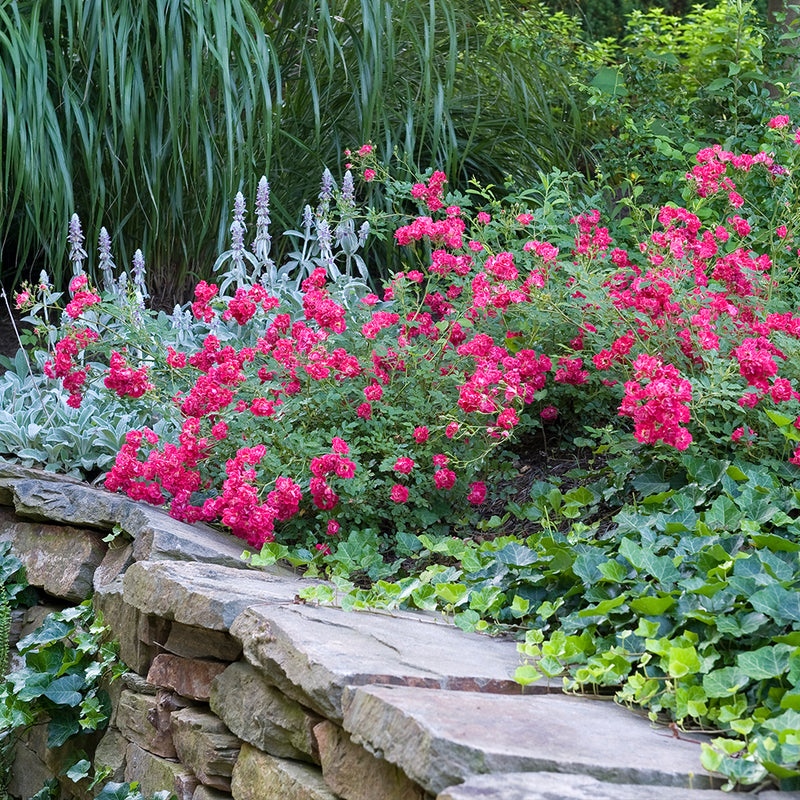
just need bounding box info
[104,351,154,398]
[411,170,447,211]
[619,355,693,450]
[65,274,101,319]
[572,210,612,257]
[394,215,465,250]
[43,327,99,407]
[687,144,775,207]
[302,268,347,333]
[222,284,280,325]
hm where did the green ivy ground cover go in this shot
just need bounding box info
[256,443,800,790]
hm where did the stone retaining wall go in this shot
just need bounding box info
[1,460,797,800]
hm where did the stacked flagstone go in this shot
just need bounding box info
[1,460,796,800]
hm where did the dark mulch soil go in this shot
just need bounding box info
[0,292,31,365]
[475,428,613,540]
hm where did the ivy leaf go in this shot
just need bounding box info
[590,66,628,97]
[750,533,800,552]
[667,645,703,678]
[515,664,542,686]
[578,594,627,617]
[598,560,628,583]
[17,618,71,653]
[761,709,800,735]
[47,710,81,748]
[750,584,800,623]
[572,549,607,584]
[494,542,538,568]
[65,760,92,782]
[703,666,750,697]
[619,538,680,587]
[736,644,794,680]
[630,594,675,616]
[766,410,795,427]
[704,495,742,531]
[632,469,670,497]
[43,674,85,707]
[12,670,52,701]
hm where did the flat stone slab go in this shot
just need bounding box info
[436,772,737,800]
[123,561,322,630]
[231,602,554,722]
[342,685,718,795]
[0,460,265,568]
[231,743,338,800]
[0,506,106,600]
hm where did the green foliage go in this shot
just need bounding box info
[541,0,717,41]
[576,0,799,207]
[0,0,276,294]
[1,0,594,291]
[94,782,173,800]
[0,541,35,676]
[0,601,122,757]
[0,597,119,800]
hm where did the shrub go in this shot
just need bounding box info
[6,115,800,547]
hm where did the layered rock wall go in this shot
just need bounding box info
[0,461,790,800]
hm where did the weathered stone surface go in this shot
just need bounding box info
[116,689,177,758]
[210,662,321,762]
[94,542,135,589]
[230,603,551,722]
[314,720,427,800]
[126,742,199,800]
[0,459,85,495]
[93,728,129,782]
[147,654,228,701]
[0,506,106,600]
[94,577,170,675]
[9,475,128,528]
[436,772,737,800]
[123,561,320,630]
[123,504,255,568]
[166,621,243,662]
[7,726,51,800]
[342,686,717,795]
[231,743,339,800]
[193,786,233,800]
[121,671,160,695]
[171,707,241,791]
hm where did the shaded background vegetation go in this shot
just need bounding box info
[0,0,796,299]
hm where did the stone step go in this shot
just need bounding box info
[341,685,720,796]
[122,561,317,630]
[230,601,555,722]
[122,559,556,723]
[436,772,751,800]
